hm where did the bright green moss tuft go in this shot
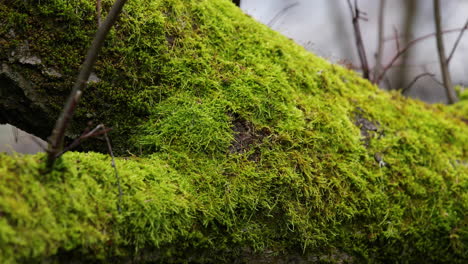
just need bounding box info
[0,0,467,263]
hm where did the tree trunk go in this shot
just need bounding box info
[434,0,458,103]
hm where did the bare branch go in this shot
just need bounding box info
[55,124,112,158]
[47,0,128,167]
[401,72,435,94]
[384,27,467,42]
[374,27,467,85]
[347,0,370,80]
[429,75,445,87]
[47,90,82,167]
[434,0,457,103]
[446,18,468,64]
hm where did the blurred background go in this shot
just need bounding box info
[1,0,467,154]
[242,0,467,102]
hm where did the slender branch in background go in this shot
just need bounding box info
[395,0,417,91]
[430,76,445,87]
[373,0,386,83]
[374,27,468,85]
[401,72,435,94]
[47,0,128,168]
[103,126,123,213]
[446,18,468,64]
[268,2,299,28]
[434,0,457,104]
[347,0,370,80]
[384,27,468,42]
[97,0,102,27]
[422,65,446,87]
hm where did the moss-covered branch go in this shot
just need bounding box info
[0,0,467,262]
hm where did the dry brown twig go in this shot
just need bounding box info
[55,123,112,158]
[47,0,128,168]
[446,18,468,65]
[401,72,435,94]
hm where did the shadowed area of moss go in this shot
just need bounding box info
[0,0,467,263]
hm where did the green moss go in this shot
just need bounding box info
[0,0,467,263]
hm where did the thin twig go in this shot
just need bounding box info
[47,0,128,168]
[446,18,468,64]
[47,90,82,167]
[434,0,457,104]
[103,126,123,213]
[384,27,467,42]
[347,0,370,80]
[423,65,446,87]
[430,76,445,87]
[401,72,434,94]
[55,124,112,158]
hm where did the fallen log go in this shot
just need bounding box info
[0,0,467,262]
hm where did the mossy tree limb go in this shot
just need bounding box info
[0,0,467,263]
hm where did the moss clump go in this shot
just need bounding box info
[0,0,467,263]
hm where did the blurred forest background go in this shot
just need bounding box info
[1,0,467,153]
